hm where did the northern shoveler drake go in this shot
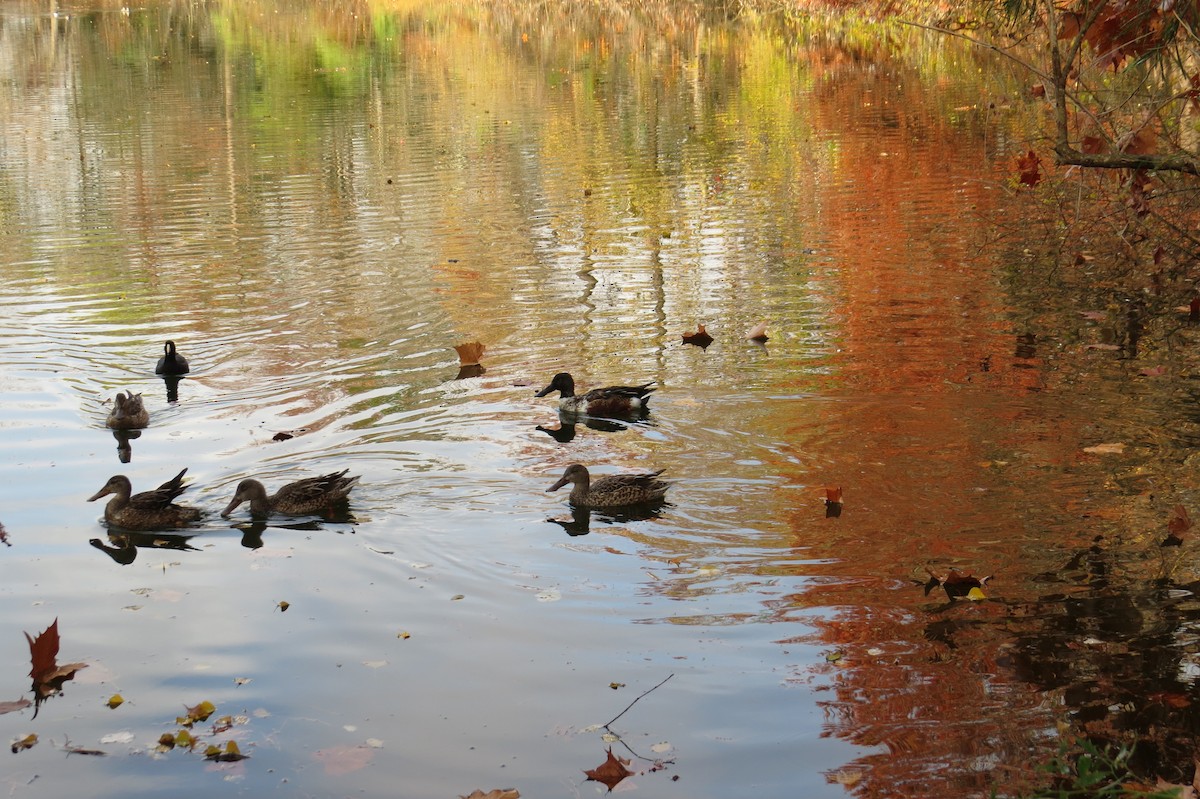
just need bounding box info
[534,372,654,417]
[547,463,669,508]
[155,340,189,375]
[106,391,149,430]
[221,469,360,517]
[88,468,201,530]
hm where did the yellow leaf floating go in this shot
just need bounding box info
[156,733,176,751]
[10,733,38,753]
[967,587,988,601]
[175,729,195,749]
[107,694,124,709]
[177,700,215,726]
[277,601,290,612]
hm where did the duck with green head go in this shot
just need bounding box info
[88,468,201,530]
[547,463,669,508]
[535,372,654,418]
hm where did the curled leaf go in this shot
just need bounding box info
[584,748,633,790]
[454,341,486,366]
[11,733,38,753]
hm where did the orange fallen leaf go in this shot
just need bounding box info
[454,341,486,366]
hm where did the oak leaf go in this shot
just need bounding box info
[1017,150,1041,186]
[585,747,633,790]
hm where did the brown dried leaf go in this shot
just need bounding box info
[682,324,714,349]
[0,698,31,715]
[1082,442,1125,455]
[460,791,520,799]
[584,748,633,790]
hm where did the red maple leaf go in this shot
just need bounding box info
[1017,150,1042,187]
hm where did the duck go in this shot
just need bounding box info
[221,469,360,517]
[546,463,669,508]
[534,372,654,418]
[105,391,149,430]
[155,340,189,375]
[88,468,201,530]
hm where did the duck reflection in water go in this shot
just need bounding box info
[535,414,636,444]
[226,516,340,550]
[112,429,140,464]
[161,374,183,404]
[546,501,669,536]
[89,531,200,565]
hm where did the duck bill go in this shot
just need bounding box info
[547,476,571,492]
[534,383,555,397]
[220,498,243,517]
[87,487,111,502]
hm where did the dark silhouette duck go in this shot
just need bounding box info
[155,340,189,375]
[88,468,201,530]
[221,469,360,517]
[534,372,654,418]
[105,391,149,430]
[546,463,669,508]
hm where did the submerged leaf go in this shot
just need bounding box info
[313,744,376,775]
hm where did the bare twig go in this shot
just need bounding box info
[602,673,674,730]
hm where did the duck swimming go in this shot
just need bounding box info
[88,468,201,530]
[105,391,149,430]
[155,340,189,375]
[221,469,360,517]
[546,463,669,508]
[534,372,654,418]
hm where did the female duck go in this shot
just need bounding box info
[535,372,654,417]
[221,469,360,517]
[105,391,149,430]
[155,340,189,375]
[88,468,201,530]
[547,463,669,508]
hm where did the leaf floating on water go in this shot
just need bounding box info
[397,631,411,639]
[451,594,465,601]
[0,521,10,546]
[276,601,290,612]
[460,791,520,799]
[609,682,625,690]
[453,341,486,366]
[1083,442,1126,455]
[584,748,633,790]
[10,733,37,753]
[272,432,294,441]
[824,486,844,518]
[681,324,714,349]
[925,568,992,600]
[25,618,87,699]
[233,677,251,687]
[1162,504,1193,547]
[204,740,248,762]
[178,700,216,726]
[0,698,31,715]
[107,694,124,709]
[745,321,769,342]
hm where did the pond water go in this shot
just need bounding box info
[3,2,1200,797]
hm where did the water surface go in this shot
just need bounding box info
[2,2,1196,797]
